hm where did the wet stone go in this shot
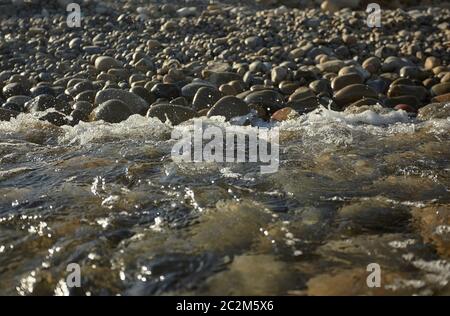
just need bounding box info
[151,83,180,100]
[244,90,284,113]
[92,99,133,123]
[207,96,251,121]
[95,88,148,114]
[431,83,450,97]
[146,104,195,125]
[331,73,363,91]
[2,82,29,98]
[0,108,19,121]
[192,86,223,111]
[417,103,450,120]
[334,84,378,108]
[387,84,428,101]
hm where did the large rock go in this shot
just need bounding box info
[95,88,148,114]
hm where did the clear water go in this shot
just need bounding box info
[0,108,449,295]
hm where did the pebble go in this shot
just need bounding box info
[95,88,148,114]
[387,84,428,101]
[418,103,450,120]
[207,96,251,121]
[181,81,216,99]
[287,96,321,114]
[92,99,132,123]
[146,104,195,125]
[2,83,28,98]
[0,108,19,121]
[25,95,68,113]
[424,57,441,70]
[192,86,223,111]
[271,66,288,84]
[334,84,378,107]
[331,73,363,91]
[271,107,300,122]
[244,90,284,113]
[151,83,180,100]
[430,82,450,96]
[432,92,450,103]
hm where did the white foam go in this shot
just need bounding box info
[59,115,171,145]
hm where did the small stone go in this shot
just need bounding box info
[72,101,93,114]
[92,99,132,123]
[206,72,241,87]
[2,102,23,112]
[25,95,67,113]
[399,66,428,80]
[331,73,363,91]
[151,83,180,100]
[130,86,155,105]
[39,111,69,127]
[394,104,416,113]
[384,96,422,109]
[317,60,345,73]
[271,107,300,122]
[417,103,450,120]
[289,87,315,102]
[309,79,331,95]
[432,92,450,103]
[362,57,381,74]
[75,90,96,103]
[321,0,360,13]
[334,84,378,107]
[271,66,288,84]
[287,96,321,114]
[219,84,237,96]
[170,97,189,107]
[2,83,28,98]
[95,88,148,114]
[161,21,177,32]
[95,56,122,72]
[177,7,198,17]
[30,85,55,97]
[192,86,223,111]
[387,84,428,101]
[424,57,441,70]
[431,82,450,97]
[244,90,284,113]
[0,108,19,121]
[146,104,195,125]
[181,81,216,99]
[7,95,31,107]
[244,36,263,49]
[207,96,251,121]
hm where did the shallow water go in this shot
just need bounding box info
[0,108,449,295]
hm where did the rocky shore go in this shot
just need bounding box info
[0,0,449,127]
